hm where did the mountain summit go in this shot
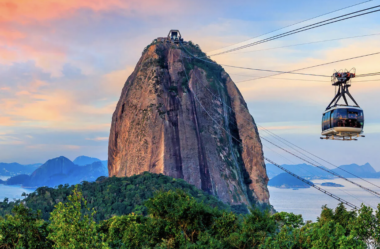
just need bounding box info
[108,36,270,207]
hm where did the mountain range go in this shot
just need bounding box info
[266,163,378,179]
[0,156,108,188]
[0,162,42,176]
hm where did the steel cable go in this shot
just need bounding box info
[207,5,380,57]
[180,45,380,198]
[205,0,373,54]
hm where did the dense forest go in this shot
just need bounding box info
[0,183,379,248]
[0,172,248,221]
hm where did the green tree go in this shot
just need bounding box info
[47,186,108,249]
[0,204,52,248]
[225,207,277,249]
[145,189,221,244]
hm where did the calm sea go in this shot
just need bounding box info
[0,176,35,202]
[270,178,380,221]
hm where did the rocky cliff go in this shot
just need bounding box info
[108,39,270,207]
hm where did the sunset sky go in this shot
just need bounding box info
[1,0,380,169]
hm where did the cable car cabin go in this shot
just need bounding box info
[167,29,183,43]
[322,106,364,139]
[321,69,365,140]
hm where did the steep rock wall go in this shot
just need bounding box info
[108,40,270,206]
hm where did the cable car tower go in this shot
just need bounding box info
[321,68,365,141]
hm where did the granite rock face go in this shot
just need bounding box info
[108,40,270,206]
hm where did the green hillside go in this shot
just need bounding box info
[0,172,247,221]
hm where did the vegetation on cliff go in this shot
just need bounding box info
[0,185,378,248]
[0,172,247,221]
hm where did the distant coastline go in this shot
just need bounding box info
[321,182,344,187]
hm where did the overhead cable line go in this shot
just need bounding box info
[261,136,380,198]
[181,45,329,77]
[230,33,380,55]
[181,42,380,196]
[207,5,380,57]
[236,51,380,83]
[206,0,373,54]
[229,74,380,83]
[259,126,380,189]
[264,158,359,209]
[356,72,380,77]
[182,58,360,210]
[182,42,380,82]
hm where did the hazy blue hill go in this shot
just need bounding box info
[27,156,77,187]
[8,156,109,188]
[0,179,4,184]
[266,163,333,179]
[0,162,41,176]
[73,156,101,166]
[5,174,30,185]
[64,161,108,185]
[267,162,380,179]
[332,163,377,178]
[269,173,311,189]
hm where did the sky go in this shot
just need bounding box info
[0,0,379,170]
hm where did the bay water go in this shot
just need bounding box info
[0,176,35,202]
[270,178,380,221]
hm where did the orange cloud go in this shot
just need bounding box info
[0,116,16,126]
[0,0,187,24]
[0,0,123,23]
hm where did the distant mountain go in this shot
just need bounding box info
[0,162,41,176]
[4,156,108,188]
[59,161,108,186]
[73,156,101,166]
[331,163,377,178]
[27,156,77,187]
[269,173,311,189]
[0,179,4,184]
[266,163,379,179]
[266,163,334,180]
[5,174,30,185]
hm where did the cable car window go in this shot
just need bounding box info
[357,110,364,128]
[336,109,347,119]
[347,109,364,128]
[332,109,347,127]
[322,114,325,131]
[322,113,328,131]
[326,111,331,129]
[330,110,334,128]
[348,110,359,119]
